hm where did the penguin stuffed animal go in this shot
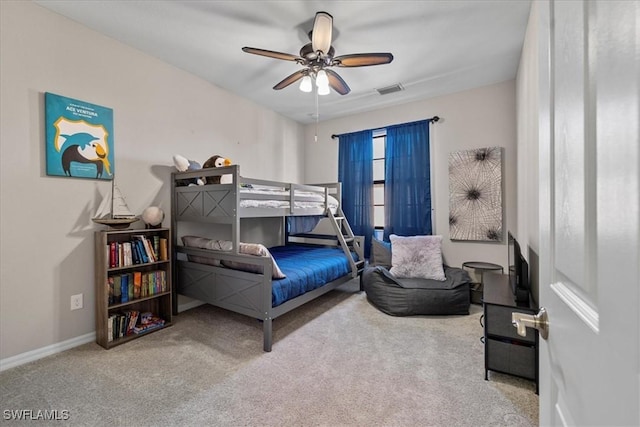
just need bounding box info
[202,155,232,184]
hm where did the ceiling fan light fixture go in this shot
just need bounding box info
[317,83,330,96]
[242,11,390,99]
[299,75,313,92]
[315,69,329,87]
[312,12,333,54]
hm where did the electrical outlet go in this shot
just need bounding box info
[71,293,83,310]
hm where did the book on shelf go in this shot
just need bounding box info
[141,274,148,298]
[159,238,168,261]
[147,236,158,262]
[123,242,132,266]
[109,242,116,268]
[107,315,115,342]
[127,273,134,301]
[112,315,120,340]
[107,277,114,305]
[131,242,140,264]
[146,272,153,296]
[120,274,129,303]
[133,271,141,299]
[107,243,114,268]
[153,236,160,260]
[130,240,139,264]
[126,310,139,335]
[113,275,121,304]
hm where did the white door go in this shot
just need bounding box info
[537,0,639,425]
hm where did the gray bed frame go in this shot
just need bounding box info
[171,165,364,351]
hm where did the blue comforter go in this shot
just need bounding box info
[269,245,355,307]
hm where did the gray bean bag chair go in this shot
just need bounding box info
[362,265,471,316]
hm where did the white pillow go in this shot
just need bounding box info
[389,234,446,281]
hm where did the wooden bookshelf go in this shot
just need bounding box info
[94,227,172,349]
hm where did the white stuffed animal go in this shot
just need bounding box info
[172,154,205,186]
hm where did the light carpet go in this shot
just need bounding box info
[1,280,538,426]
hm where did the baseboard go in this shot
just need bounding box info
[0,332,95,372]
[177,299,204,313]
[1,302,203,371]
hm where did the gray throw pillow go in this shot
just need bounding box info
[389,234,446,281]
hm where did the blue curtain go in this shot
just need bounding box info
[384,120,432,240]
[338,130,373,258]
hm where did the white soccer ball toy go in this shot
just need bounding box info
[142,206,164,227]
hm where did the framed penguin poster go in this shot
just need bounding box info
[45,92,114,180]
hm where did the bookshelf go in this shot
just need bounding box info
[94,227,172,349]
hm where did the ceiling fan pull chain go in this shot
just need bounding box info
[315,89,319,142]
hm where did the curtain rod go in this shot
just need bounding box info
[330,116,440,139]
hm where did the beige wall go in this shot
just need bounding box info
[515,1,540,304]
[1,0,525,364]
[0,1,304,360]
[302,81,518,269]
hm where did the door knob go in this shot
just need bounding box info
[512,307,549,340]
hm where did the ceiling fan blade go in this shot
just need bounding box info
[325,69,350,95]
[242,47,302,62]
[311,11,333,54]
[332,53,394,67]
[273,69,307,90]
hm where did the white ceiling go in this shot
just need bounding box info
[34,0,532,124]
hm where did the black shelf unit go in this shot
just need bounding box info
[482,272,538,393]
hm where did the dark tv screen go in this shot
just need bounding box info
[508,231,529,304]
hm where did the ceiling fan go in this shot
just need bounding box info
[242,11,394,96]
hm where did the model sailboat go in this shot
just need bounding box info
[92,180,140,229]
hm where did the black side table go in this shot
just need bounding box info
[462,261,504,304]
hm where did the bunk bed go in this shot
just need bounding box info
[171,165,364,351]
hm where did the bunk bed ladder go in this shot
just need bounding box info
[327,208,365,277]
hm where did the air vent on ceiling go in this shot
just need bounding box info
[376,83,404,95]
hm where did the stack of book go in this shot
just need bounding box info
[107,311,166,341]
[132,312,166,335]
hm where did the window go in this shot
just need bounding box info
[339,120,432,245]
[373,134,385,239]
